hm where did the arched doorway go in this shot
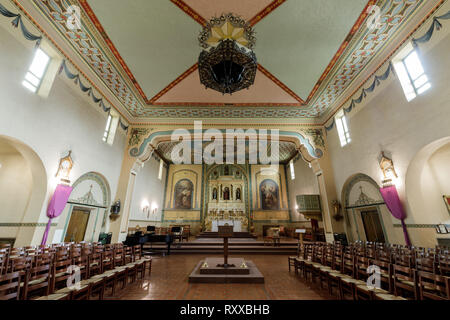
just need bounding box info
[56,172,111,243]
[341,173,393,243]
[0,135,47,247]
[405,137,450,247]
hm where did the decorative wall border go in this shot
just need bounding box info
[324,0,447,125]
[0,223,57,227]
[9,0,131,122]
[393,224,450,228]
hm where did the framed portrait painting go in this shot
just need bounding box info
[444,195,450,214]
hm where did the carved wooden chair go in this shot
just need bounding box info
[353,256,390,300]
[393,264,418,300]
[88,247,103,277]
[22,264,51,300]
[325,245,345,298]
[438,254,450,276]
[418,271,450,300]
[317,244,334,290]
[0,272,21,300]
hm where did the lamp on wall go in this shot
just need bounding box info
[151,202,158,215]
[332,200,343,221]
[42,151,74,244]
[142,200,150,217]
[109,199,121,221]
[379,152,398,187]
[378,152,411,246]
[55,150,73,185]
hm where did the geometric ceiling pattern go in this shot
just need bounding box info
[28,0,428,119]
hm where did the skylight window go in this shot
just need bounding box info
[22,48,50,93]
[102,114,113,143]
[335,111,351,147]
[158,159,164,180]
[394,48,431,101]
[289,160,295,180]
[102,112,119,145]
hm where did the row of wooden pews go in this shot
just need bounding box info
[289,241,450,300]
[0,242,151,300]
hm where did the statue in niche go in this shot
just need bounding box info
[174,179,193,209]
[236,188,241,200]
[223,187,230,200]
[224,165,229,176]
[260,179,280,210]
[212,188,218,200]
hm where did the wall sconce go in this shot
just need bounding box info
[151,202,158,215]
[379,152,398,187]
[55,150,73,184]
[332,200,343,221]
[142,200,150,217]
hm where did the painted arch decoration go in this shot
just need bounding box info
[128,129,324,160]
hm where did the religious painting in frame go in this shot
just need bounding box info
[173,179,194,209]
[260,179,280,210]
[444,195,450,214]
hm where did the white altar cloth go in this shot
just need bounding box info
[212,220,241,232]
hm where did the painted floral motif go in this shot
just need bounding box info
[128,128,150,147]
[302,129,325,148]
[31,0,423,118]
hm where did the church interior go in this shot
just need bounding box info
[0,0,450,302]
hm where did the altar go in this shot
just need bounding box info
[211,220,242,232]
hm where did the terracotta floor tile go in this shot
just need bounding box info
[114,254,331,300]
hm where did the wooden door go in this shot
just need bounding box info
[64,208,90,242]
[361,210,385,242]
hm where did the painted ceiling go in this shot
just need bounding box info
[24,0,431,119]
[156,140,299,164]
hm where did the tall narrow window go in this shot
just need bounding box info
[22,48,50,93]
[393,47,431,101]
[102,114,112,143]
[158,159,164,180]
[335,111,351,147]
[289,160,295,180]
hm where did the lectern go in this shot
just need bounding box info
[217,225,234,268]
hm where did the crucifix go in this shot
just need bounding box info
[217,225,235,268]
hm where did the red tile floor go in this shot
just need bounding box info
[110,254,333,300]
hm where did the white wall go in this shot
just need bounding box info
[287,159,320,222]
[0,21,127,245]
[326,22,450,246]
[128,157,167,230]
[0,147,32,240]
[429,144,450,200]
[0,152,32,223]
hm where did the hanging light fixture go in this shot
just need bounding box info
[198,14,257,95]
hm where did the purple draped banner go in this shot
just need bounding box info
[379,185,411,246]
[41,184,73,245]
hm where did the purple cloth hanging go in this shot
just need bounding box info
[41,184,73,245]
[379,185,411,246]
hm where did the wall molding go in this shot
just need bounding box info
[0,223,57,227]
[393,224,450,228]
